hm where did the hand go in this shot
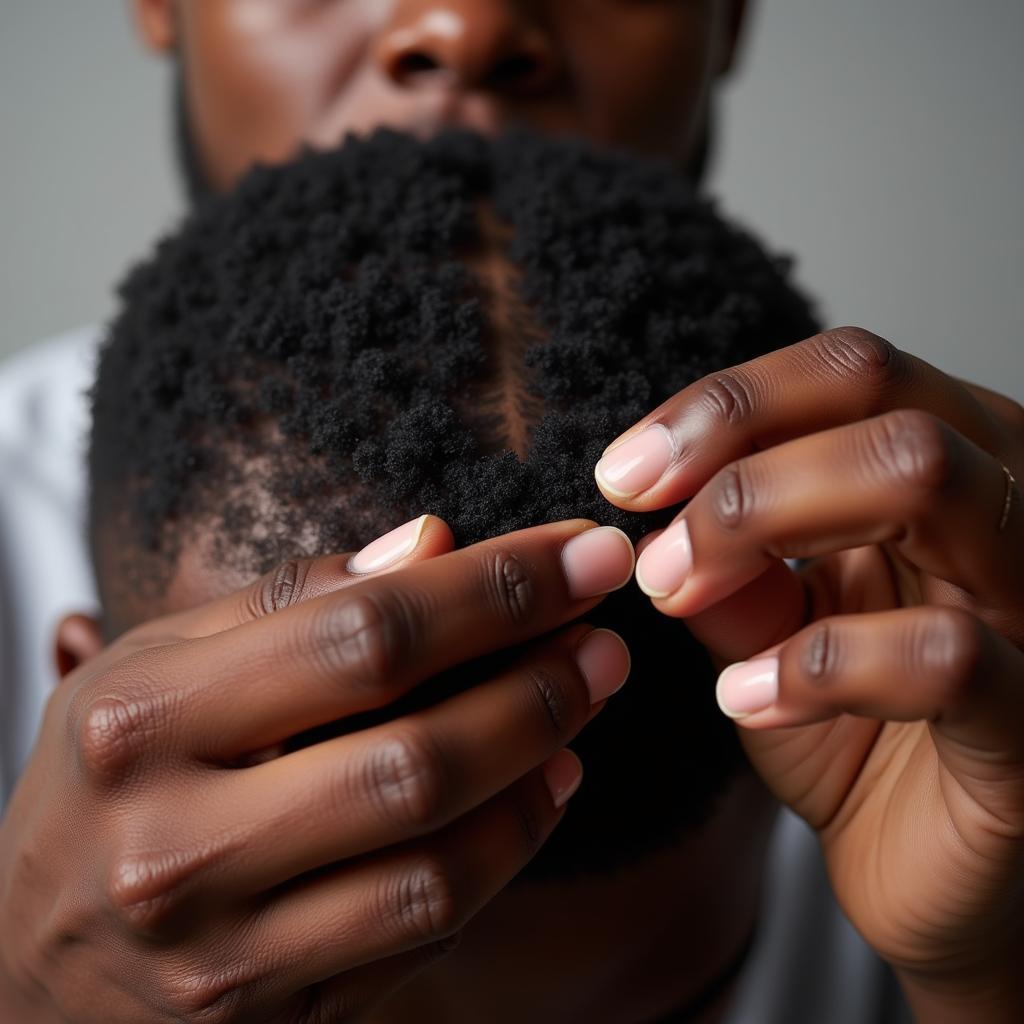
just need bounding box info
[0,517,634,1023]
[596,328,1024,1021]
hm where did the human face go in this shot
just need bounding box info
[133,0,747,192]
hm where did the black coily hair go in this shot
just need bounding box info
[90,129,819,877]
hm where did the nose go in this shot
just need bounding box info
[378,0,560,96]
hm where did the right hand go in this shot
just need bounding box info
[0,517,634,1023]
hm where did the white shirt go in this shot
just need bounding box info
[0,329,909,1022]
[0,327,98,801]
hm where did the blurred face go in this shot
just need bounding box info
[134,0,747,192]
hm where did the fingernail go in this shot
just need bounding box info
[575,629,631,703]
[634,529,665,558]
[635,518,692,598]
[561,527,636,600]
[595,425,674,498]
[348,515,428,574]
[542,749,583,809]
[716,657,779,719]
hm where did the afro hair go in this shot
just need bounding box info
[89,129,819,875]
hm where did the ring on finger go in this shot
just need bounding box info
[999,463,1017,532]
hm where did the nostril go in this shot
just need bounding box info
[393,51,442,82]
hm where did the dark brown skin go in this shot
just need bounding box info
[602,329,1024,1021]
[136,0,745,190]
[2,1,1022,1020]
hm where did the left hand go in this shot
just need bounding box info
[595,327,1024,1020]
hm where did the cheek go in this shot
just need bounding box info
[560,2,721,157]
[179,0,382,190]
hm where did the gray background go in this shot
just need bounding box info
[1,1,1021,395]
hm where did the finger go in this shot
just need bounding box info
[142,521,633,759]
[230,755,582,1006]
[683,560,808,668]
[635,409,1024,618]
[156,515,455,640]
[307,936,462,1022]
[634,529,664,557]
[714,607,1024,803]
[177,627,627,894]
[595,327,1004,510]
[957,378,1024,438]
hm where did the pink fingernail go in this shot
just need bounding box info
[561,527,636,600]
[595,425,674,497]
[542,749,583,809]
[634,529,665,558]
[347,516,428,574]
[716,657,779,719]
[635,518,692,598]
[575,629,631,703]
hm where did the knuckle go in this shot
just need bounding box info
[814,327,902,391]
[509,787,544,855]
[708,460,756,532]
[521,665,576,741]
[388,857,461,942]
[697,369,757,428]
[800,623,842,684]
[482,549,537,627]
[159,966,252,1024]
[105,847,198,934]
[365,729,450,831]
[76,691,161,781]
[870,409,957,499]
[310,591,413,696]
[248,558,311,618]
[914,608,988,706]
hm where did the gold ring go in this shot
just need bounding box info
[999,463,1017,532]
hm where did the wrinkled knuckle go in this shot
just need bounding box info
[709,461,755,532]
[483,550,537,626]
[77,692,160,781]
[160,967,250,1024]
[698,370,757,428]
[872,409,956,500]
[510,788,544,855]
[522,665,576,741]
[801,624,841,684]
[105,848,194,934]
[815,327,901,390]
[389,858,461,943]
[249,559,311,618]
[366,729,449,831]
[312,592,413,695]
[916,608,988,707]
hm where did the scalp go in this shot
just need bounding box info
[88,129,820,875]
[89,129,818,607]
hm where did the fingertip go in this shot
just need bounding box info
[634,529,665,558]
[542,749,583,809]
[595,424,675,503]
[348,514,437,575]
[715,656,780,722]
[416,515,456,556]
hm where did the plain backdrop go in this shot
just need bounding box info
[1,1,1021,395]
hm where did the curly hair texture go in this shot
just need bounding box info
[89,129,819,874]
